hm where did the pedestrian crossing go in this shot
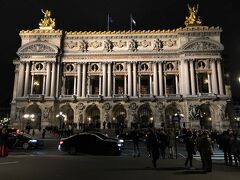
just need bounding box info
[193,152,225,161]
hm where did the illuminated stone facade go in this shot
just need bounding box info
[10,25,231,131]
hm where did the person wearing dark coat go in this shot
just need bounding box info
[219,131,232,166]
[184,131,195,169]
[147,129,160,168]
[199,131,213,172]
[132,127,140,157]
[0,128,8,157]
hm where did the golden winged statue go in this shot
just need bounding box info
[185,4,202,26]
[39,9,56,29]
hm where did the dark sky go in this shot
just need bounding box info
[0,0,240,107]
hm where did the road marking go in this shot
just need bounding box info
[178,153,186,158]
[0,161,19,165]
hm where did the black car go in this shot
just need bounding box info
[8,133,44,150]
[87,131,124,144]
[58,132,123,155]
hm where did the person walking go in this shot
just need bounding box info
[230,133,240,166]
[199,131,213,172]
[0,127,8,157]
[219,131,232,166]
[148,129,160,168]
[184,130,195,169]
[132,126,140,157]
[42,128,46,139]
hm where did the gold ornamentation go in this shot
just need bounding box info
[185,4,202,26]
[39,9,56,29]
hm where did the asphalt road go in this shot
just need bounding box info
[0,135,239,180]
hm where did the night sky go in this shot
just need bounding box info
[0,0,239,107]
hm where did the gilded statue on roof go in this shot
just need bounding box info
[185,4,202,26]
[39,9,56,29]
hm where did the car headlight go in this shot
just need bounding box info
[29,139,37,143]
[118,139,124,143]
[117,143,123,147]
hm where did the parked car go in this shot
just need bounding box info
[58,132,123,155]
[8,133,44,150]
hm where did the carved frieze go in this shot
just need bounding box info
[103,40,113,52]
[89,41,102,48]
[139,40,151,48]
[128,39,138,52]
[64,41,78,49]
[184,41,222,51]
[79,40,88,52]
[22,44,55,52]
[153,39,163,51]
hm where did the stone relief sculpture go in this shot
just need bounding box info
[153,39,163,51]
[128,39,138,52]
[188,104,201,120]
[103,40,113,52]
[79,40,88,52]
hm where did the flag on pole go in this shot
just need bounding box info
[131,17,136,26]
[107,13,114,31]
[130,14,136,31]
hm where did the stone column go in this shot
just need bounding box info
[87,76,90,95]
[30,75,34,94]
[102,63,107,97]
[217,60,224,95]
[45,62,51,96]
[164,75,167,96]
[150,75,153,95]
[138,75,141,96]
[50,62,56,97]
[211,60,218,94]
[113,75,115,95]
[127,63,132,96]
[24,62,30,96]
[73,76,77,95]
[208,73,212,93]
[175,75,179,94]
[77,63,82,97]
[190,60,196,95]
[99,76,102,95]
[55,62,60,97]
[13,64,19,99]
[153,62,158,96]
[17,62,25,97]
[158,62,163,96]
[107,63,112,97]
[82,63,86,97]
[42,75,46,95]
[133,62,137,96]
[184,60,190,95]
[124,75,127,95]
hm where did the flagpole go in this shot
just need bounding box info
[130,14,133,31]
[107,13,109,31]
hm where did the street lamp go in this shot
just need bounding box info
[23,114,35,133]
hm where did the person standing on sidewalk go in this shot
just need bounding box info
[0,127,8,157]
[184,130,195,169]
[148,129,160,168]
[199,131,213,172]
[132,126,140,157]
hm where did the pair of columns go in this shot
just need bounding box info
[16,61,57,97]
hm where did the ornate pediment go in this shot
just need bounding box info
[182,39,223,52]
[17,41,59,56]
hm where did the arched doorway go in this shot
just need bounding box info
[86,105,100,128]
[25,104,41,130]
[112,104,127,126]
[198,104,212,129]
[60,104,74,124]
[138,104,153,128]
